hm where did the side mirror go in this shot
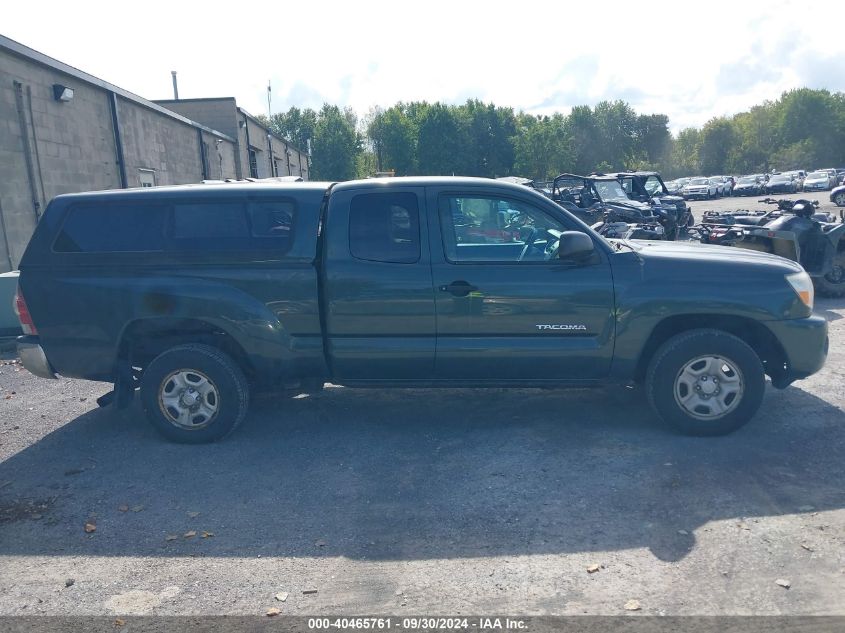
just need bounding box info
[557,231,595,261]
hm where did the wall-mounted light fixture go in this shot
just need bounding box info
[52,84,74,102]
[238,120,246,128]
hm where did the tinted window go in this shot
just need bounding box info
[172,202,249,248]
[250,201,295,251]
[349,192,420,263]
[54,203,166,253]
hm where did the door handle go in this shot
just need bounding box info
[439,280,478,297]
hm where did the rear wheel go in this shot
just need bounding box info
[814,249,845,298]
[833,192,845,207]
[646,329,765,436]
[140,344,249,443]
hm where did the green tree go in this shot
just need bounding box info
[458,100,517,177]
[265,107,317,151]
[592,100,638,169]
[633,114,671,168]
[416,103,468,175]
[310,104,360,181]
[513,113,572,180]
[369,105,417,175]
[698,118,736,175]
[670,128,701,176]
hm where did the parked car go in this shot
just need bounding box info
[733,175,765,197]
[764,174,798,194]
[14,178,828,441]
[784,170,807,189]
[819,168,839,186]
[665,178,688,195]
[682,177,719,199]
[803,170,835,192]
[710,176,733,197]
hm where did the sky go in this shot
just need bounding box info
[4,0,844,133]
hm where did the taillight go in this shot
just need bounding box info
[13,287,38,335]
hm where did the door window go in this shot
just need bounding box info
[349,192,420,263]
[438,195,568,263]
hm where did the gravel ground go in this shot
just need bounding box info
[0,194,843,617]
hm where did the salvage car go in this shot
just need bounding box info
[682,177,719,199]
[804,171,834,192]
[764,174,798,194]
[732,175,765,197]
[15,178,828,442]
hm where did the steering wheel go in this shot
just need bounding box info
[517,227,541,262]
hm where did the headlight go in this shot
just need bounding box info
[786,271,814,310]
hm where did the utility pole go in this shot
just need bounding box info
[267,80,272,119]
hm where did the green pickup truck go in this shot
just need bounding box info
[15,177,829,442]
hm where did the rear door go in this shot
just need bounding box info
[427,185,615,381]
[322,185,436,380]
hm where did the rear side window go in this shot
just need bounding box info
[349,192,420,263]
[170,200,295,252]
[53,198,297,255]
[171,202,250,250]
[54,203,166,252]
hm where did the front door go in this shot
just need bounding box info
[427,188,615,381]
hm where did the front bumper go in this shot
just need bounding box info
[17,335,57,379]
[765,315,828,387]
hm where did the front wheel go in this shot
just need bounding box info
[833,192,845,207]
[646,329,765,436]
[140,344,250,443]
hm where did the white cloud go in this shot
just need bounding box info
[5,0,844,133]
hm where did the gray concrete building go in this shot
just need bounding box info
[155,98,309,182]
[0,35,309,273]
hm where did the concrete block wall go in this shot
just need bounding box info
[158,99,309,181]
[0,39,239,272]
[1,51,122,268]
[155,98,239,140]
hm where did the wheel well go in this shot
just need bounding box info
[633,315,788,384]
[117,318,254,381]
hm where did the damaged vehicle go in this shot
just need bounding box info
[605,171,693,235]
[693,198,845,297]
[549,173,678,240]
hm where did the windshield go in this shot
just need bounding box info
[689,178,708,185]
[770,175,789,183]
[738,177,757,184]
[593,180,630,202]
[808,172,827,179]
[643,176,665,195]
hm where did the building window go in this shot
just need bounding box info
[248,148,258,178]
[138,169,156,188]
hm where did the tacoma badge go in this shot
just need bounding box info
[535,324,588,331]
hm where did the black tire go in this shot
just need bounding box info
[833,192,845,207]
[813,248,845,298]
[646,329,765,436]
[140,344,249,443]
